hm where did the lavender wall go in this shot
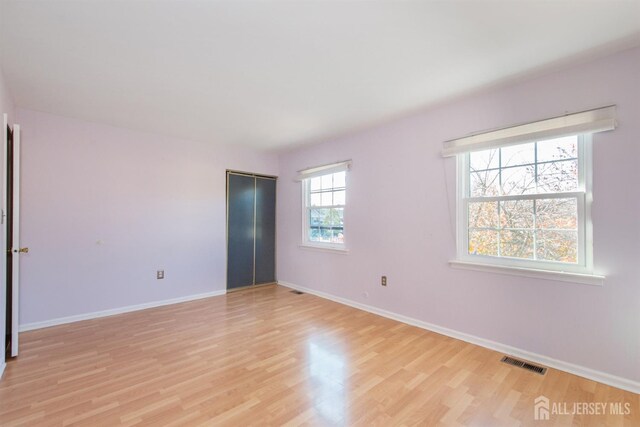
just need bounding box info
[0,68,14,119]
[17,109,278,324]
[277,47,640,383]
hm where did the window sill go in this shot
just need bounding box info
[449,260,604,286]
[298,244,349,254]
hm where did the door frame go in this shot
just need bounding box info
[2,114,8,362]
[3,115,22,359]
[225,170,277,292]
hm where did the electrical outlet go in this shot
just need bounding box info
[157,270,165,280]
[381,276,387,286]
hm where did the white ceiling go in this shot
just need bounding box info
[1,1,639,150]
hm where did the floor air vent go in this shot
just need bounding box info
[290,290,304,295]
[500,356,547,375]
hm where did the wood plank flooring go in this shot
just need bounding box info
[0,285,638,426]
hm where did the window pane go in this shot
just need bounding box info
[310,193,321,207]
[333,190,345,206]
[309,208,337,243]
[310,177,321,191]
[319,227,332,242]
[329,208,344,227]
[470,149,499,171]
[536,230,577,263]
[537,159,578,193]
[500,199,534,229]
[321,174,333,190]
[309,208,327,228]
[321,191,333,206]
[309,227,322,241]
[331,229,344,244]
[333,171,346,189]
[500,230,534,259]
[325,209,338,227]
[469,229,498,256]
[536,198,577,229]
[537,136,578,162]
[501,165,536,195]
[468,201,498,228]
[501,143,534,167]
[470,169,500,197]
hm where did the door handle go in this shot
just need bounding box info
[11,247,29,254]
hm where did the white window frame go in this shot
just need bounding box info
[453,134,600,282]
[301,172,347,252]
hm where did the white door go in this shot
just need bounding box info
[10,124,21,357]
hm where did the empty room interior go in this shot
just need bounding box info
[1,0,639,425]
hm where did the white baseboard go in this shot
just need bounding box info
[0,362,5,380]
[278,281,640,395]
[20,290,226,332]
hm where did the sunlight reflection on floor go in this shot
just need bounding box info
[308,340,347,424]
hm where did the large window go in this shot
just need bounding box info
[458,135,592,272]
[303,171,346,248]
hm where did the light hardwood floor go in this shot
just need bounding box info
[0,285,638,426]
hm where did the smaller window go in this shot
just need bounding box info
[303,171,346,248]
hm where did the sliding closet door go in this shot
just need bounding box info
[254,177,276,285]
[226,172,277,291]
[226,173,256,290]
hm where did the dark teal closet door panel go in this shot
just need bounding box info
[227,173,255,289]
[254,177,276,284]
